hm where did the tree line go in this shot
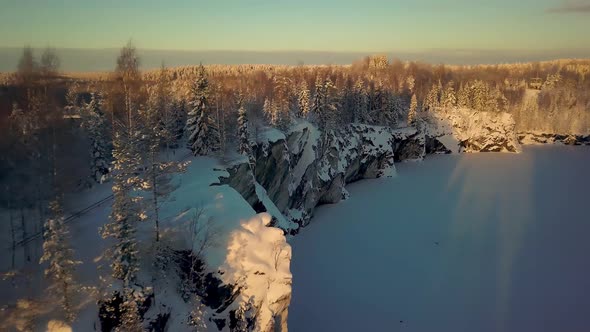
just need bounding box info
[0,45,589,330]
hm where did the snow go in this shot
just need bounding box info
[258,127,286,145]
[436,134,460,154]
[289,146,590,332]
[424,108,521,153]
[287,122,321,195]
[46,320,72,332]
[1,149,291,332]
[222,213,292,332]
[255,182,296,231]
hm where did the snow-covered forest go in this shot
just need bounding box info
[0,43,589,332]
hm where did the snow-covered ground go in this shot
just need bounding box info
[0,151,291,332]
[288,145,590,332]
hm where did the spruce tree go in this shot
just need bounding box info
[387,93,403,128]
[117,289,143,332]
[145,89,164,242]
[373,82,396,127]
[408,94,418,126]
[237,100,255,169]
[81,92,111,183]
[186,64,221,156]
[311,77,326,129]
[442,81,457,109]
[471,80,488,112]
[425,81,442,111]
[353,78,370,124]
[272,76,292,130]
[40,198,81,323]
[153,64,178,153]
[457,82,471,109]
[101,106,143,286]
[169,98,186,148]
[311,77,338,131]
[263,98,276,126]
[296,81,311,119]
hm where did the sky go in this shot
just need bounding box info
[0,0,589,66]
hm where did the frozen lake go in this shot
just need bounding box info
[288,146,590,332]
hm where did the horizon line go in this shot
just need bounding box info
[2,46,590,54]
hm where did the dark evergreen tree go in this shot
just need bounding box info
[40,197,80,323]
[81,92,111,183]
[186,64,221,155]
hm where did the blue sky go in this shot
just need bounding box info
[0,0,589,53]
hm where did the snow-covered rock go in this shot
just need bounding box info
[224,121,423,233]
[391,127,427,161]
[63,156,291,332]
[424,108,521,153]
[155,160,292,332]
[518,132,590,146]
[221,213,291,332]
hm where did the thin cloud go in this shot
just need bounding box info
[547,0,590,13]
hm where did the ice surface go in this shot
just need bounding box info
[289,146,590,332]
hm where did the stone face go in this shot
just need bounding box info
[424,108,522,153]
[213,116,588,332]
[254,137,292,212]
[392,128,428,161]
[518,132,590,146]
[220,160,257,206]
[222,114,527,235]
[213,114,580,332]
[223,122,422,233]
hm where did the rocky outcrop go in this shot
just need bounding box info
[214,113,583,332]
[518,132,590,145]
[224,122,424,233]
[424,108,521,153]
[211,113,530,331]
[391,127,428,160]
[223,113,524,234]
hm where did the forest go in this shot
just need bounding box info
[0,42,589,331]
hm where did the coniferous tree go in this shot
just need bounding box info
[484,86,501,113]
[457,82,471,108]
[353,79,370,124]
[40,198,81,323]
[272,76,292,130]
[100,113,145,330]
[81,92,111,183]
[311,77,326,130]
[145,89,164,242]
[442,81,457,109]
[237,99,255,169]
[153,64,177,153]
[388,93,403,127]
[118,289,143,332]
[101,105,144,286]
[372,82,397,127]
[169,98,186,148]
[103,141,141,285]
[471,80,488,112]
[296,81,311,119]
[263,98,276,126]
[425,81,442,111]
[186,64,220,156]
[408,94,418,126]
[311,77,339,131]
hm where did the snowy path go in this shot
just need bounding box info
[288,146,590,332]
